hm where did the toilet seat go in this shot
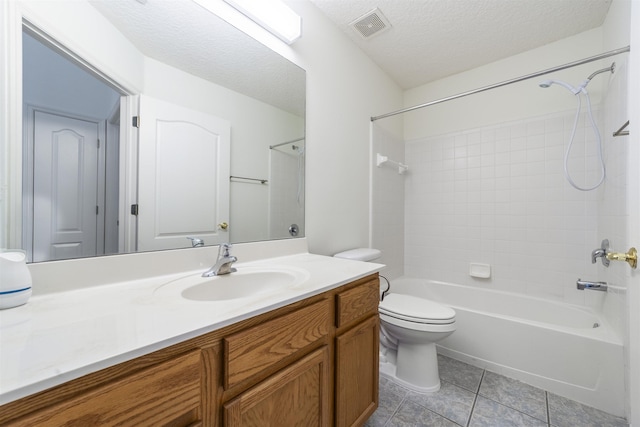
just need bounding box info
[379,294,455,325]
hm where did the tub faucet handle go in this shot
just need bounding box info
[591,239,610,267]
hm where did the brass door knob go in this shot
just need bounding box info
[606,247,637,269]
[218,222,229,230]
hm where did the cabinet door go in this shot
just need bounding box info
[224,347,330,427]
[335,315,379,427]
[10,351,202,427]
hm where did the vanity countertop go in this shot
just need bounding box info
[0,246,383,405]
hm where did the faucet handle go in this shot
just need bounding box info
[218,243,232,258]
[606,247,638,269]
[592,239,610,267]
[187,237,204,247]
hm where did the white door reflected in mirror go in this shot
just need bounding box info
[137,95,231,251]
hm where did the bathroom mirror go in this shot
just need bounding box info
[10,0,305,262]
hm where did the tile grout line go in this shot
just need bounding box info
[545,391,551,427]
[383,390,409,427]
[465,369,487,427]
[475,368,552,425]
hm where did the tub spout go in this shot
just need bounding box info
[576,278,608,292]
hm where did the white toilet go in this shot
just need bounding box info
[334,248,456,393]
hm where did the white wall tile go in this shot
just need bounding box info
[403,108,608,304]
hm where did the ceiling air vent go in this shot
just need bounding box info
[349,8,391,39]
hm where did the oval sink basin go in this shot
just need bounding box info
[160,267,310,302]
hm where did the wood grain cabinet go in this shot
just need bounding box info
[0,274,379,427]
[224,347,331,426]
[6,350,204,427]
[335,278,380,427]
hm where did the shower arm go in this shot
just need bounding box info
[587,63,616,81]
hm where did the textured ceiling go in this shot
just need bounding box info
[89,0,305,116]
[309,0,612,90]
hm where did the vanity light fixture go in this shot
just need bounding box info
[221,0,302,44]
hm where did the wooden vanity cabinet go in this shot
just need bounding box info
[334,277,380,427]
[0,274,379,427]
[5,351,204,427]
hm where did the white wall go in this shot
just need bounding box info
[371,122,405,280]
[283,1,403,256]
[19,1,145,93]
[404,29,604,140]
[22,32,121,119]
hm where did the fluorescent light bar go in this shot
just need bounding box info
[222,0,302,44]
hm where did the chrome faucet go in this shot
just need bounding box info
[187,236,204,248]
[591,239,610,267]
[202,243,237,277]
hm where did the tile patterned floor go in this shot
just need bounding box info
[365,354,628,427]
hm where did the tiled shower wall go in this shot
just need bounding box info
[403,108,608,308]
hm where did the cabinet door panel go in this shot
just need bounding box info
[225,299,330,388]
[11,351,202,427]
[335,315,379,427]
[224,347,330,427]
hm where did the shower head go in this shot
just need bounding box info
[539,62,615,94]
[538,79,582,95]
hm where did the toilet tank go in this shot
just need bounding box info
[333,248,381,262]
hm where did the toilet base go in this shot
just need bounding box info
[379,354,441,393]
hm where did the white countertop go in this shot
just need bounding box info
[0,245,383,405]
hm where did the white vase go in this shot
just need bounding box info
[0,250,33,309]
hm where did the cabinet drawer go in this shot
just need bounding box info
[224,299,330,389]
[11,350,202,427]
[335,277,379,328]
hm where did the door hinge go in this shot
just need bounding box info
[96,206,99,215]
[132,116,140,128]
[97,138,101,149]
[131,204,139,216]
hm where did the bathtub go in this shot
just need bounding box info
[389,277,625,417]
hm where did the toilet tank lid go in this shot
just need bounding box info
[333,248,381,262]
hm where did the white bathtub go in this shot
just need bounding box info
[389,277,625,417]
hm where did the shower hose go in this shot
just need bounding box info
[564,88,606,191]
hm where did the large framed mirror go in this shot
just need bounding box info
[5,0,305,262]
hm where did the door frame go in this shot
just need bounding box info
[1,7,139,256]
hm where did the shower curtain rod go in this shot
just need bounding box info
[371,45,631,122]
[269,137,305,149]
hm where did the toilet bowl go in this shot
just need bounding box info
[332,248,456,392]
[379,293,456,392]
